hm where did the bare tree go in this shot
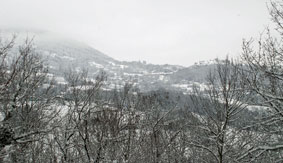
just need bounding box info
[183,59,256,163]
[236,1,283,161]
[0,36,59,162]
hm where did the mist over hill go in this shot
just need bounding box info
[1,29,215,93]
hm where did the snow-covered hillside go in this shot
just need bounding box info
[1,29,214,93]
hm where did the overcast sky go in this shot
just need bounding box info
[0,0,271,66]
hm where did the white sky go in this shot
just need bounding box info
[0,0,271,66]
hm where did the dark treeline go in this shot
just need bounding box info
[2,1,283,163]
